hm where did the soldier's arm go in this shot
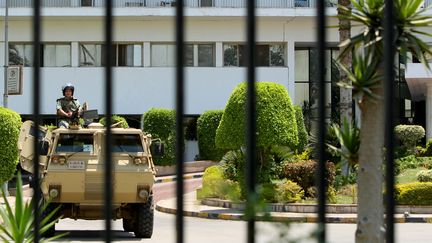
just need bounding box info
[57,99,71,118]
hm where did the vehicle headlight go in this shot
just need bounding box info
[138,189,149,200]
[49,188,59,199]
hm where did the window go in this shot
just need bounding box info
[223,43,285,67]
[81,0,94,7]
[9,43,71,67]
[43,44,71,67]
[112,134,144,153]
[56,134,94,153]
[151,44,175,67]
[79,43,142,67]
[152,43,215,67]
[9,44,33,67]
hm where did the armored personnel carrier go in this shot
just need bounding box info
[18,120,161,238]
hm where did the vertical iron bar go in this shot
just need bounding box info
[3,0,8,108]
[32,0,41,242]
[175,1,185,243]
[316,0,326,242]
[104,0,113,242]
[384,0,395,242]
[246,0,256,243]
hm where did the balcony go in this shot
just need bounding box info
[0,0,339,8]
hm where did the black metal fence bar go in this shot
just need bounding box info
[103,0,114,241]
[384,0,395,242]
[175,1,185,243]
[246,0,257,243]
[316,0,326,242]
[32,0,41,242]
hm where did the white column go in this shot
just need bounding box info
[215,42,223,67]
[143,42,151,67]
[71,42,79,67]
[426,82,432,140]
[287,40,295,99]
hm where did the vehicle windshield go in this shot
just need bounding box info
[112,134,144,153]
[55,134,94,153]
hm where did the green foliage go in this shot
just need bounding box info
[394,125,425,150]
[0,108,21,184]
[274,180,304,203]
[294,106,308,153]
[283,160,336,196]
[0,172,65,242]
[326,118,360,166]
[198,166,241,201]
[421,139,432,157]
[416,170,432,182]
[395,182,432,205]
[197,110,225,161]
[99,115,129,128]
[142,108,177,166]
[215,82,298,150]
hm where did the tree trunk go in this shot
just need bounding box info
[338,0,352,176]
[355,85,384,243]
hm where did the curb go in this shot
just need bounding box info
[154,173,203,184]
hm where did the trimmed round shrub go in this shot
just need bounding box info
[215,82,298,150]
[294,105,308,153]
[99,115,129,128]
[142,108,177,166]
[395,182,432,205]
[283,160,336,196]
[416,170,432,182]
[275,180,304,203]
[395,125,425,149]
[197,110,225,161]
[0,108,21,184]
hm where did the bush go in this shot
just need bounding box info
[0,108,21,184]
[197,110,225,161]
[142,108,178,166]
[215,82,298,150]
[274,180,304,203]
[421,139,432,157]
[394,125,425,150]
[395,182,432,205]
[283,160,336,196]
[395,155,420,174]
[198,166,241,201]
[416,170,432,182]
[99,115,129,128]
[294,106,308,153]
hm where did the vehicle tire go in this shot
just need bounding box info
[133,195,154,238]
[40,203,56,238]
[122,218,134,232]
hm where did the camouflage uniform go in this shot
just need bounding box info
[56,97,81,128]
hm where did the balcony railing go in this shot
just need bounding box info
[0,0,340,8]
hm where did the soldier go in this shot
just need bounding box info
[56,83,82,128]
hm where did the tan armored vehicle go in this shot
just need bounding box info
[18,120,161,238]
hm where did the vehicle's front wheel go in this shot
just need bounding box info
[133,195,154,238]
[122,218,134,232]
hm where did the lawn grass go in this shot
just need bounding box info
[397,168,423,184]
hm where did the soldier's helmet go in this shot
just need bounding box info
[62,83,75,96]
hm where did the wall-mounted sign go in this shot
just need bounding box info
[6,66,22,95]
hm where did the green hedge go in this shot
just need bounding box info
[197,110,224,161]
[215,82,298,150]
[294,105,308,153]
[395,125,425,149]
[395,182,432,205]
[142,108,177,166]
[197,166,241,201]
[99,115,129,128]
[0,108,21,184]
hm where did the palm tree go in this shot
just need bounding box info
[338,0,432,242]
[338,0,352,122]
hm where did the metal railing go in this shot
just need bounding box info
[26,0,397,243]
[0,0,340,8]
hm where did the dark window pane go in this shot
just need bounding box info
[112,134,144,153]
[185,44,194,67]
[270,44,285,66]
[239,44,246,67]
[56,134,94,153]
[198,44,214,67]
[256,45,269,66]
[224,44,238,66]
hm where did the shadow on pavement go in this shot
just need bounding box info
[53,230,142,241]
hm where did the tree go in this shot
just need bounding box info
[215,82,298,182]
[338,1,432,241]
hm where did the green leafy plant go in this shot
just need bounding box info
[326,118,360,166]
[142,108,180,166]
[394,125,425,151]
[198,166,241,201]
[197,110,225,161]
[294,106,308,153]
[274,180,304,203]
[0,173,64,242]
[99,115,129,128]
[416,170,432,182]
[395,182,432,205]
[0,107,21,184]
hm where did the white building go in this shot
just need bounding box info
[1,0,432,141]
